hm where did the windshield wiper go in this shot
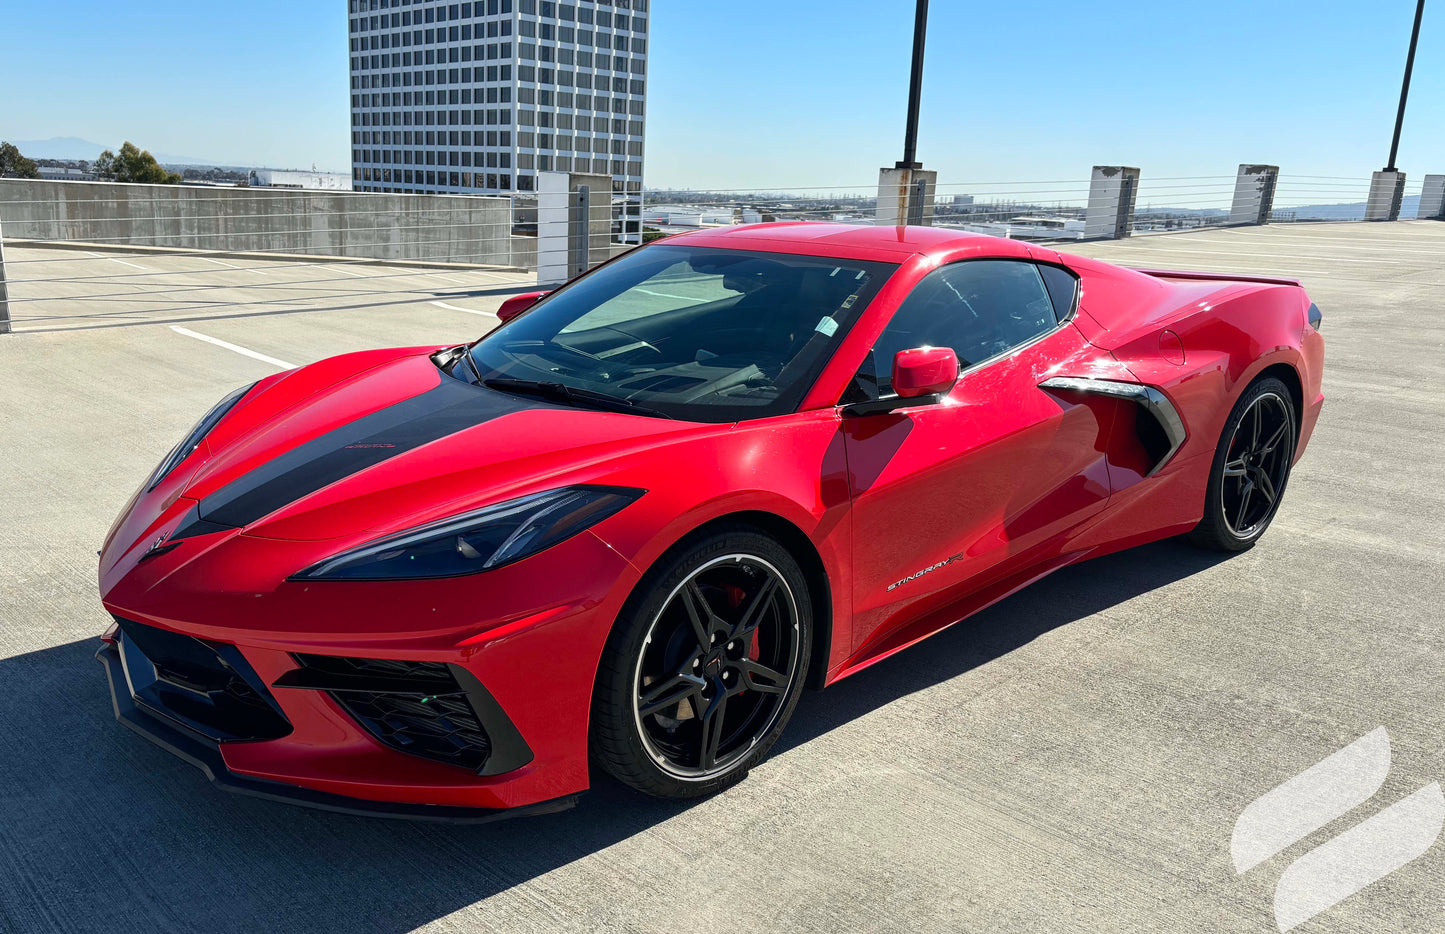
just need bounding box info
[482,377,674,419]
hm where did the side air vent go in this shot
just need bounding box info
[1039,377,1188,477]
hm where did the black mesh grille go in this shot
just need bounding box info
[295,655,493,771]
[114,617,292,742]
[295,654,454,683]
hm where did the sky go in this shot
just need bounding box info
[1,0,1441,192]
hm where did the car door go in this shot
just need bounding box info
[843,259,1116,656]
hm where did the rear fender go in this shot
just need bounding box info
[1065,282,1311,549]
[1106,283,1310,461]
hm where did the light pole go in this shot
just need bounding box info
[896,0,929,169]
[1386,0,1426,171]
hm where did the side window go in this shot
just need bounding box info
[850,260,1060,399]
[1038,264,1080,322]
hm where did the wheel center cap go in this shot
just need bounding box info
[704,655,723,677]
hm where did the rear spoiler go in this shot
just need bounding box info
[1133,268,1302,288]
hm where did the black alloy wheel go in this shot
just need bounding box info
[1190,376,1297,552]
[591,528,811,798]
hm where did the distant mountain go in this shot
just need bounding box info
[7,136,106,159]
[1276,194,1423,221]
[1136,206,1227,216]
[153,151,242,168]
[5,136,239,167]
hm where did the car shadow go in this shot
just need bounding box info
[778,538,1229,753]
[0,539,1226,932]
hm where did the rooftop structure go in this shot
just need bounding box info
[247,169,354,191]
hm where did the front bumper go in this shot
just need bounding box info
[98,512,642,813]
[97,639,577,823]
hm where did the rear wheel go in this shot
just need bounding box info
[1189,376,1296,552]
[591,528,811,798]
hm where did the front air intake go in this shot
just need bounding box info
[113,616,293,742]
[283,655,495,772]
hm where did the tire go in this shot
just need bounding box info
[590,526,812,798]
[1189,376,1297,552]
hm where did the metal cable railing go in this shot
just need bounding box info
[0,183,641,274]
[2,169,1438,336]
[0,188,643,333]
[648,171,1440,240]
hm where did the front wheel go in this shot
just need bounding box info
[1189,376,1297,552]
[590,528,812,798]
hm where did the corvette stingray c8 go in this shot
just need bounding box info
[97,222,1324,819]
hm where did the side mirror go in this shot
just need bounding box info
[892,347,960,398]
[496,290,549,323]
[842,346,959,417]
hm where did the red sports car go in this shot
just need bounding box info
[97,223,1324,820]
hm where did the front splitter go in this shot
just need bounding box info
[96,640,577,824]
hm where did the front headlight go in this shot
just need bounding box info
[145,381,256,491]
[291,486,643,581]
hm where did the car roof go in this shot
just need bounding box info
[661,222,1016,261]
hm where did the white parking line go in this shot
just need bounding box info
[332,266,373,278]
[1101,243,1431,267]
[1172,234,1445,256]
[168,326,298,369]
[1115,260,1335,278]
[430,300,497,317]
[200,257,268,276]
[471,269,524,283]
[83,251,148,270]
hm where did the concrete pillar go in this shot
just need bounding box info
[876,167,936,227]
[0,216,10,335]
[1365,170,1406,221]
[1084,166,1140,239]
[1229,164,1279,226]
[537,171,612,287]
[1418,175,1445,219]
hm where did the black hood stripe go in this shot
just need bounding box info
[197,379,547,530]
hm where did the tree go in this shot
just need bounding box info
[0,142,40,179]
[93,142,181,184]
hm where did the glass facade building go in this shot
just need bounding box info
[348,0,647,241]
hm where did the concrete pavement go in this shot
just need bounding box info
[1,223,1443,933]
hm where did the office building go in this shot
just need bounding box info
[348,0,648,241]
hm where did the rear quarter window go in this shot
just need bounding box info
[1038,264,1080,322]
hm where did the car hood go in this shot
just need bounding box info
[177,348,699,543]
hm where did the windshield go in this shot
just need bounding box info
[468,245,897,422]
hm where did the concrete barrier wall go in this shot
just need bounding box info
[512,236,538,270]
[0,179,528,268]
